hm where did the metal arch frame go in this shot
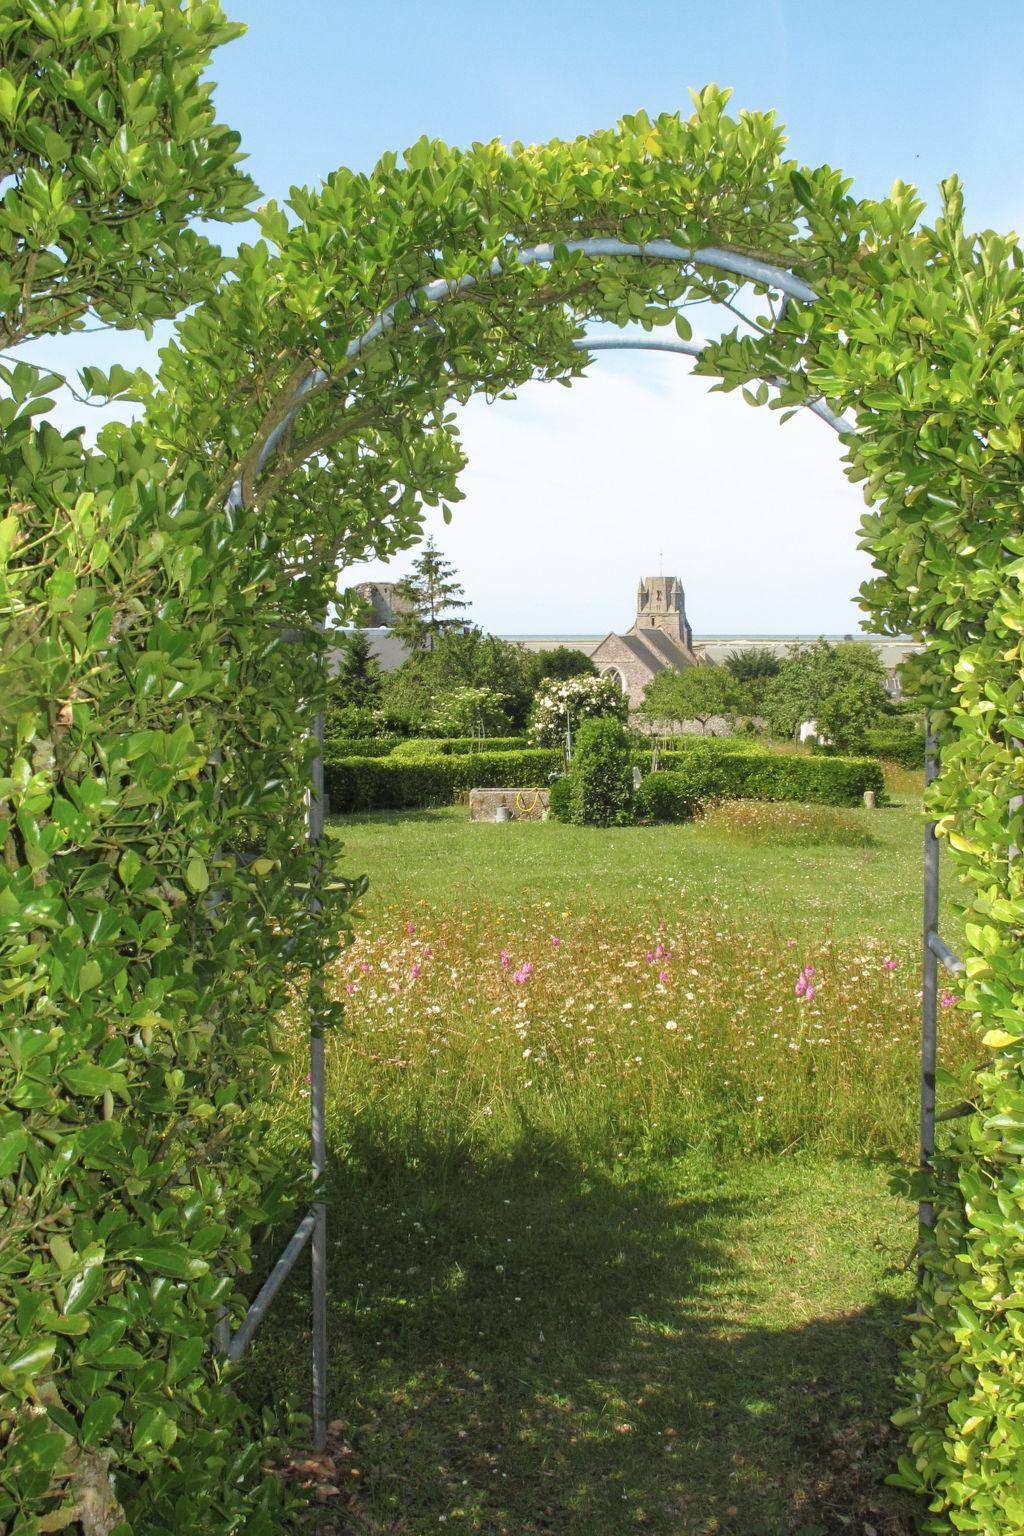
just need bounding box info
[217,234,946,1453]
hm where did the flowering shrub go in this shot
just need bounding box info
[427,685,511,737]
[528,675,628,747]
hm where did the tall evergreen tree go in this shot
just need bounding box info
[332,629,381,709]
[392,538,469,651]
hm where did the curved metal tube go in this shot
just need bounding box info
[573,334,850,435]
[232,240,826,504]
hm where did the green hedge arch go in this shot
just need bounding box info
[3,31,1024,1533]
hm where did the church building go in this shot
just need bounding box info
[589,575,701,708]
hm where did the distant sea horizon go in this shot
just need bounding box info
[499,632,911,642]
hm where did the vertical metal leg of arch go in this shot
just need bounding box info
[919,717,940,1268]
[309,701,328,1453]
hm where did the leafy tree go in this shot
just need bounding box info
[640,664,743,733]
[722,646,781,712]
[379,626,538,732]
[534,645,598,681]
[392,538,469,651]
[762,641,889,746]
[723,646,782,683]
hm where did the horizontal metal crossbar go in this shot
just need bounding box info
[572,334,850,435]
[222,1207,318,1362]
[926,931,965,975]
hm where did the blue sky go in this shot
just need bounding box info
[44,2,1024,635]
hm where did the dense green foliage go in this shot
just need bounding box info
[564,718,635,827]
[646,753,883,810]
[532,645,598,681]
[328,629,382,711]
[0,6,325,1532]
[324,749,561,812]
[639,662,744,731]
[375,627,540,733]
[862,728,926,769]
[763,640,891,750]
[3,12,1022,1524]
[634,771,699,823]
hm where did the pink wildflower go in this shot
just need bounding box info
[655,943,665,959]
[551,935,561,948]
[423,944,433,959]
[410,963,421,980]
[805,983,816,1002]
[345,983,355,995]
[795,977,807,997]
[359,960,370,974]
[803,965,815,979]
[646,950,655,964]
[786,938,797,948]
[658,970,669,984]
[500,949,510,971]
[940,990,956,1009]
[882,957,897,971]
[406,922,416,936]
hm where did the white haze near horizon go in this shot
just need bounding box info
[342,347,877,639]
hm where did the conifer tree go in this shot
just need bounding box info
[392,538,469,651]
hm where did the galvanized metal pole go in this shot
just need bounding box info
[309,682,328,1453]
[919,715,940,1246]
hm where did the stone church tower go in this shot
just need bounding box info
[589,574,700,708]
[634,575,694,652]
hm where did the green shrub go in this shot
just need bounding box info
[325,750,561,812]
[635,772,699,823]
[567,717,635,827]
[547,775,572,822]
[646,751,884,808]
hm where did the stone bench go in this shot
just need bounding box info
[469,787,550,823]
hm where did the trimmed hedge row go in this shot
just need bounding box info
[325,736,399,759]
[863,729,926,768]
[325,749,561,811]
[648,751,884,808]
[389,735,530,757]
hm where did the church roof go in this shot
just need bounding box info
[632,627,693,669]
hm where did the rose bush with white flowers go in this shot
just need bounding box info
[528,676,628,747]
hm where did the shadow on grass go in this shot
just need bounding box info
[245,1129,919,1536]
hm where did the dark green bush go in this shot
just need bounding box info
[325,749,561,812]
[548,775,572,822]
[567,717,635,826]
[635,772,700,823]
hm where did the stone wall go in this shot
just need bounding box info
[469,787,551,822]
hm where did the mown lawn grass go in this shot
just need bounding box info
[247,779,972,1535]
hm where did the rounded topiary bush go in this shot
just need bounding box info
[635,770,700,823]
[567,717,635,826]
